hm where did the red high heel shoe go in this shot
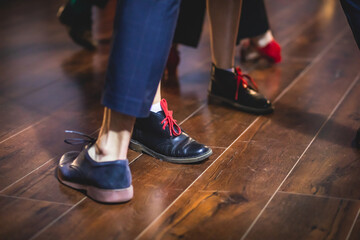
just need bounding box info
[165,44,180,77]
[257,40,282,63]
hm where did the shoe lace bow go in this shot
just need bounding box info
[160,99,181,137]
[235,67,259,100]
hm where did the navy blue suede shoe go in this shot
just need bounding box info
[58,143,133,203]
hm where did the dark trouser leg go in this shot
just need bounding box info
[91,0,110,8]
[102,0,181,118]
[172,0,206,48]
[237,0,270,43]
[340,0,360,147]
[340,0,360,49]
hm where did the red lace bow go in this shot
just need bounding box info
[235,67,258,100]
[160,99,181,136]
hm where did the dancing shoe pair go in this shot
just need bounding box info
[58,64,273,203]
[58,99,212,203]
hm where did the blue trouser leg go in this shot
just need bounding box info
[102,0,181,117]
[340,0,360,49]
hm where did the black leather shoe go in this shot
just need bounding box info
[57,3,97,50]
[130,99,212,163]
[208,64,273,114]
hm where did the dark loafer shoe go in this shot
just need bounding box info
[57,3,97,50]
[130,99,212,163]
[58,144,133,203]
[208,64,273,115]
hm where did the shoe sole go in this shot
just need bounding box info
[129,140,213,164]
[208,93,274,115]
[57,152,133,203]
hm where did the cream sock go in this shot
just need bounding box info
[257,30,274,48]
[226,68,235,73]
[150,102,162,112]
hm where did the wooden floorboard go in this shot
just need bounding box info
[348,212,360,240]
[0,0,359,239]
[245,192,360,240]
[282,77,360,200]
[135,29,360,240]
[268,0,329,46]
[282,0,349,59]
[23,18,317,240]
[0,195,70,240]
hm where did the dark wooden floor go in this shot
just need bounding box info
[0,0,360,239]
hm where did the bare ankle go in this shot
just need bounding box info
[89,108,135,162]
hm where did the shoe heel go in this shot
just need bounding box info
[129,140,143,153]
[87,185,134,203]
[208,94,223,105]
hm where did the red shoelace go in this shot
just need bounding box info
[235,67,259,100]
[160,99,181,136]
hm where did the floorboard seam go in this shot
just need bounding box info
[280,8,335,48]
[129,153,143,165]
[6,101,209,238]
[0,116,49,145]
[0,193,74,206]
[0,101,205,197]
[273,28,348,103]
[0,128,100,193]
[179,103,206,125]
[240,69,360,240]
[346,207,360,240]
[29,196,87,240]
[135,118,261,240]
[135,23,350,240]
[0,90,100,146]
[278,190,360,203]
[0,156,57,193]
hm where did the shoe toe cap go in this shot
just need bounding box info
[180,140,212,158]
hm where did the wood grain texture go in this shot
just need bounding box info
[348,212,360,240]
[30,56,310,238]
[9,56,309,238]
[0,196,70,240]
[246,192,360,240]
[32,149,223,240]
[140,189,266,240]
[0,0,359,239]
[267,0,327,45]
[0,102,102,191]
[1,158,85,205]
[136,30,360,239]
[0,52,212,193]
[281,79,360,199]
[282,0,349,59]
[191,30,360,194]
